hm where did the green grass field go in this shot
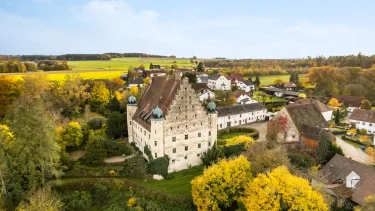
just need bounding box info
[69,57,197,71]
[257,74,308,87]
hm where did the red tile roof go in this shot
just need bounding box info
[133,77,180,130]
[331,95,363,108]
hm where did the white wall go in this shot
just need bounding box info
[349,119,375,134]
[128,84,143,88]
[236,81,254,92]
[347,107,359,113]
[208,76,231,90]
[322,110,333,121]
[217,109,267,129]
[199,90,215,102]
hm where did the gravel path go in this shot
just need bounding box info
[104,154,136,163]
[239,122,268,141]
[68,150,85,161]
[335,136,371,164]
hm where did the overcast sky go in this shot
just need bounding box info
[1,0,375,58]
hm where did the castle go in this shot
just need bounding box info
[127,77,217,172]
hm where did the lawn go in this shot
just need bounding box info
[69,57,197,71]
[258,74,310,87]
[129,165,204,195]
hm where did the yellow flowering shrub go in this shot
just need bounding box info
[226,135,254,148]
[127,197,136,207]
[191,155,252,211]
[0,124,15,150]
[240,166,328,211]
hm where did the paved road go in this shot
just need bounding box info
[239,122,268,141]
[335,136,371,164]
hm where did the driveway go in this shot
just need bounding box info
[335,136,372,164]
[239,122,268,141]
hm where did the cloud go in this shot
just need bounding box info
[1,0,375,58]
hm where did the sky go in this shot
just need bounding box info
[1,0,375,58]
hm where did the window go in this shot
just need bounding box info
[198,132,201,137]
[172,159,175,163]
[362,122,365,125]
[149,134,150,139]
[208,142,211,146]
[155,153,157,158]
[185,135,188,139]
[186,125,188,128]
[198,143,201,148]
[185,106,187,108]
[220,124,222,128]
[240,114,242,117]
[195,114,197,117]
[172,137,176,142]
[182,97,184,99]
[228,116,230,119]
[185,156,188,160]
[154,141,157,146]
[209,131,211,136]
[186,116,188,119]
[144,131,146,136]
[185,146,188,151]
[170,127,172,130]
[173,148,176,153]
[176,117,177,120]
[197,154,200,157]
[129,121,132,125]
[370,124,373,127]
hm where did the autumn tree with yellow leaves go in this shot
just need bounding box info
[328,98,342,107]
[89,82,110,109]
[191,156,252,211]
[226,135,254,148]
[240,166,328,211]
[130,86,139,96]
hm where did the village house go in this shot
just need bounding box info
[276,102,333,142]
[147,70,166,78]
[263,87,301,98]
[216,103,267,129]
[196,75,209,84]
[191,83,215,102]
[236,80,255,92]
[127,77,217,172]
[321,154,375,207]
[127,77,144,88]
[227,75,244,84]
[275,81,297,91]
[230,90,258,105]
[331,95,363,113]
[349,109,375,138]
[289,99,333,121]
[207,74,231,90]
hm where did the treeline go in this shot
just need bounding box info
[205,53,375,70]
[2,53,170,61]
[0,60,37,73]
[38,60,70,71]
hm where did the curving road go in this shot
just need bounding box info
[335,136,372,165]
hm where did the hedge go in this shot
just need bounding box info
[342,136,375,148]
[218,127,259,140]
[332,130,346,135]
[149,155,170,177]
[54,178,194,211]
[122,156,149,179]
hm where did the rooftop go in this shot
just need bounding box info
[349,109,375,123]
[128,77,144,85]
[289,99,332,113]
[216,103,266,117]
[191,83,209,92]
[331,95,363,107]
[322,154,375,205]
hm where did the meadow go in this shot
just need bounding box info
[69,57,197,71]
[256,74,308,87]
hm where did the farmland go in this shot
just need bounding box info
[256,74,308,87]
[69,57,197,70]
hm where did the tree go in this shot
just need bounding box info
[347,128,357,137]
[139,64,145,70]
[197,62,204,72]
[54,74,89,118]
[191,156,252,211]
[193,55,197,60]
[254,75,260,86]
[106,112,127,139]
[130,86,138,96]
[231,84,239,91]
[361,99,372,110]
[108,77,124,92]
[359,136,372,146]
[306,66,346,96]
[335,108,340,125]
[298,93,307,99]
[143,77,151,85]
[16,188,63,211]
[240,166,328,211]
[182,72,197,83]
[89,82,110,109]
[171,64,178,70]
[266,114,288,148]
[200,143,223,167]
[226,135,254,148]
[316,130,331,163]
[0,76,21,118]
[273,78,284,84]
[62,191,92,211]
[6,98,61,205]
[83,134,107,166]
[62,122,83,147]
[108,96,121,112]
[328,98,342,107]
[149,63,154,69]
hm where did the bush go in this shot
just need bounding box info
[62,191,92,211]
[201,144,224,167]
[326,143,345,162]
[221,144,245,158]
[104,140,132,157]
[122,156,148,179]
[83,135,107,166]
[144,145,153,160]
[88,117,107,130]
[106,112,127,139]
[217,127,259,140]
[332,129,346,135]
[149,155,170,177]
[288,154,313,169]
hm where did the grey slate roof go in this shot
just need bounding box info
[197,75,208,83]
[128,77,144,85]
[322,154,375,205]
[208,74,222,80]
[349,109,375,123]
[241,80,254,86]
[217,103,266,117]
